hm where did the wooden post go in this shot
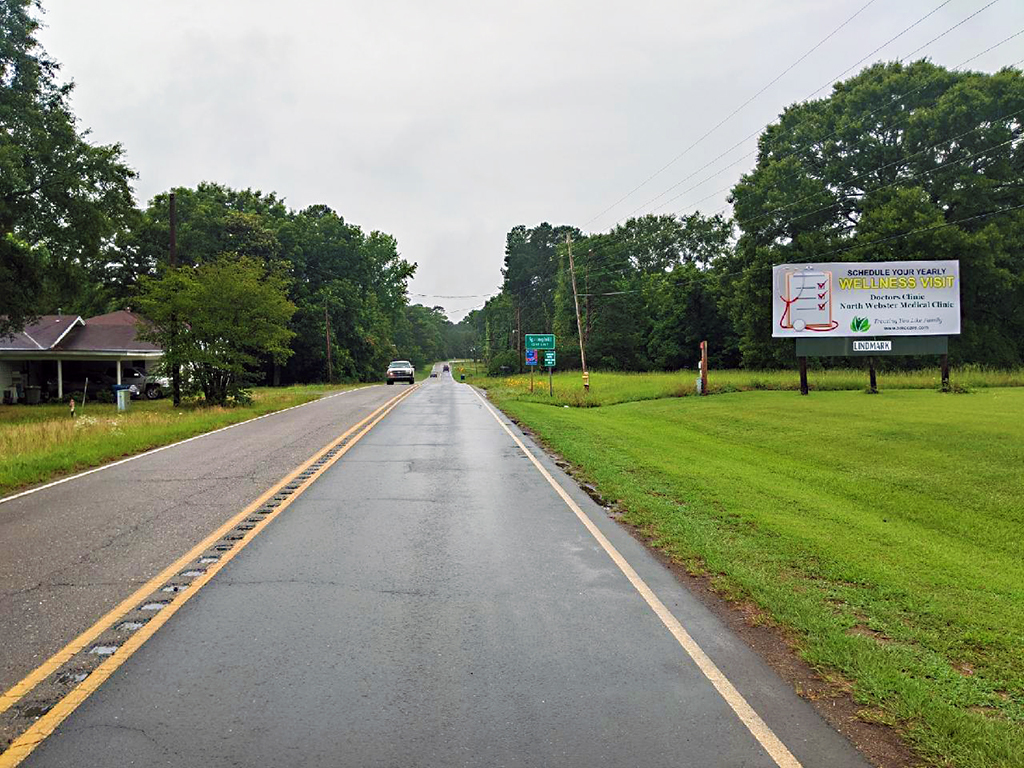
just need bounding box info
[868,357,878,394]
[530,366,534,393]
[549,366,553,396]
[169,191,177,266]
[517,306,523,374]
[324,304,332,382]
[941,353,950,390]
[699,340,708,396]
[799,356,809,396]
[567,234,589,392]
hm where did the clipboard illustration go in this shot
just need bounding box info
[779,269,839,332]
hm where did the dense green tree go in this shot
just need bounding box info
[279,208,414,382]
[0,0,136,333]
[443,311,480,360]
[546,213,734,371]
[502,223,579,370]
[119,188,417,383]
[395,304,449,368]
[136,256,295,405]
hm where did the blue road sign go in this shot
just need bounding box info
[525,349,538,366]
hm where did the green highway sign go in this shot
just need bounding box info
[543,350,556,367]
[525,333,555,350]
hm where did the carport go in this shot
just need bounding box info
[0,311,163,402]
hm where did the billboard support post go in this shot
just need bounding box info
[699,340,708,396]
[868,357,878,394]
[941,354,950,390]
[799,356,808,396]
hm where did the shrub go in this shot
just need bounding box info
[487,350,520,377]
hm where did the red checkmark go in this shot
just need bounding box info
[817,281,826,289]
[818,292,827,299]
[818,303,826,310]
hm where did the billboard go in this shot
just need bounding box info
[772,260,960,338]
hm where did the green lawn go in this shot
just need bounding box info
[0,383,366,496]
[470,366,1024,407]
[490,386,1024,768]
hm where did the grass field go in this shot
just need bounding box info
[485,384,1024,767]
[0,384,365,497]
[462,365,1024,407]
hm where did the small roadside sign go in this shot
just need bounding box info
[852,340,893,352]
[525,334,555,350]
[543,350,556,367]
[525,349,538,366]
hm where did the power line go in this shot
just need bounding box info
[793,0,960,106]
[623,0,1001,227]
[582,0,881,228]
[573,100,1024,284]
[899,0,1002,62]
[816,200,1024,259]
[664,46,1024,223]
[410,291,499,299]
[575,201,1024,297]
[736,105,1024,233]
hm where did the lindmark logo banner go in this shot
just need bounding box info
[772,260,960,338]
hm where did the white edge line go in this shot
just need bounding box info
[468,386,803,768]
[0,387,375,506]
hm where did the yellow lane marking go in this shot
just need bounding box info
[469,387,803,768]
[0,383,418,767]
[0,385,416,722]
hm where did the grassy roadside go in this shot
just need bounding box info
[485,385,1024,767]
[468,366,1024,406]
[0,383,366,497]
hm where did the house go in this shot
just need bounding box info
[0,311,163,403]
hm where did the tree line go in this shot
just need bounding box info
[460,59,1024,374]
[2,0,461,403]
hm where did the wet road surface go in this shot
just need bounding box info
[0,385,401,695]
[19,374,869,767]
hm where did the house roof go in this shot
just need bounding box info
[0,311,161,355]
[0,315,84,351]
[56,311,162,353]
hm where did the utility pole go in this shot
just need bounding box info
[169,191,177,266]
[517,305,523,374]
[169,191,181,407]
[325,304,333,382]
[567,233,589,392]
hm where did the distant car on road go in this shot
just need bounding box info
[386,360,415,385]
[443,363,450,372]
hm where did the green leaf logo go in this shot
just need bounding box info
[851,316,871,332]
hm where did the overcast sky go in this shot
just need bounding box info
[38,0,1024,320]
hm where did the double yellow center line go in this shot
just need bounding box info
[0,384,418,767]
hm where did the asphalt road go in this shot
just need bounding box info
[15,370,870,767]
[0,384,402,696]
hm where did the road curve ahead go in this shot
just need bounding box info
[20,374,869,768]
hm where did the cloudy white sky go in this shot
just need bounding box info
[38,0,1024,320]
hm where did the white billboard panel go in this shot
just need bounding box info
[772,260,960,338]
